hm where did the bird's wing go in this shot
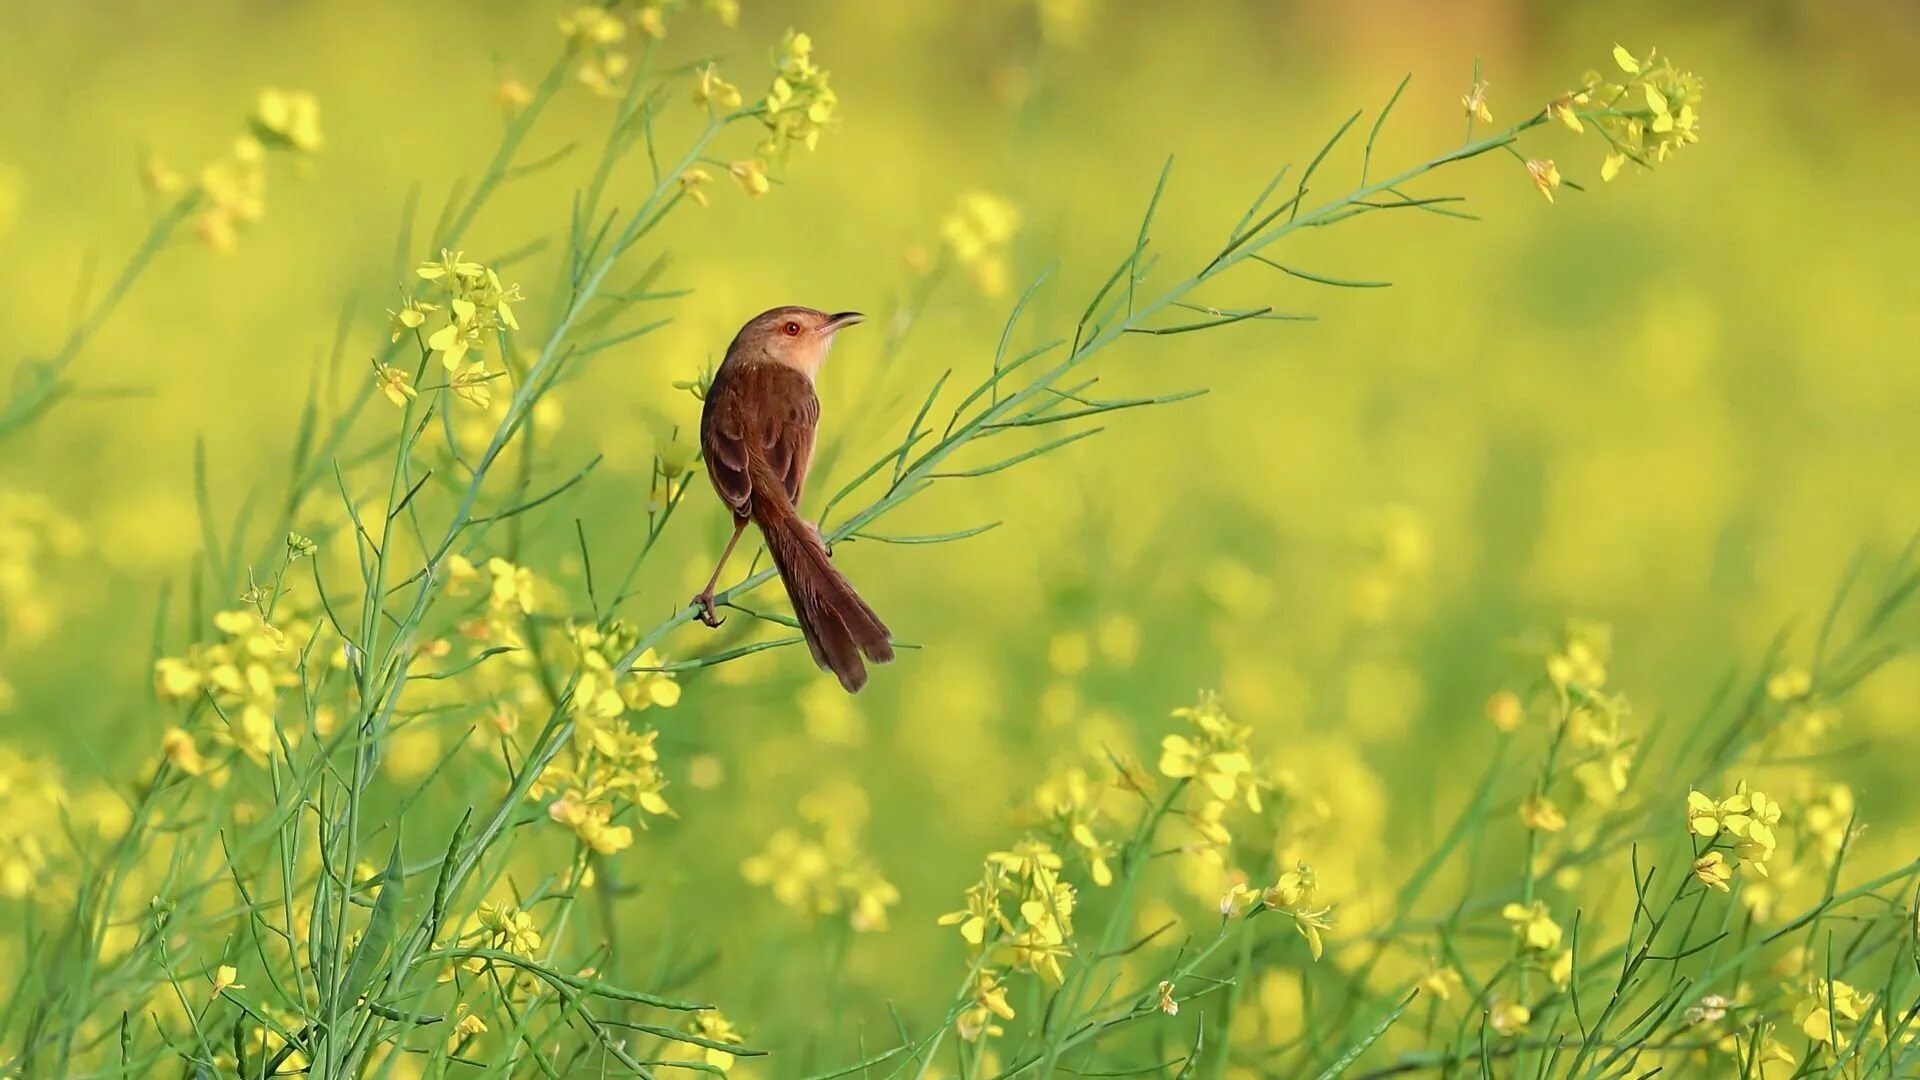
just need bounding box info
[701,364,820,517]
[761,367,820,505]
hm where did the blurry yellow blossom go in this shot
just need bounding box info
[1547,620,1611,690]
[690,1011,744,1071]
[942,191,1021,296]
[729,159,770,196]
[956,970,1015,1042]
[1519,794,1566,833]
[1025,766,1116,885]
[1462,79,1492,124]
[251,88,324,153]
[1525,158,1562,203]
[1800,783,1855,865]
[1798,978,1870,1048]
[694,64,742,112]
[495,78,532,113]
[450,363,495,409]
[1419,964,1464,1002]
[1767,666,1812,701]
[1490,999,1530,1037]
[1502,900,1563,952]
[1155,980,1179,1016]
[679,167,713,207]
[742,793,898,932]
[160,727,205,777]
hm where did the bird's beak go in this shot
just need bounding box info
[820,311,866,334]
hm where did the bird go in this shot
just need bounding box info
[692,306,893,692]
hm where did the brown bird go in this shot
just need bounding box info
[693,306,893,692]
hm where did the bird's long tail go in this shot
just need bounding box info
[750,465,892,692]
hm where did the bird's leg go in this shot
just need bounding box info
[691,519,748,628]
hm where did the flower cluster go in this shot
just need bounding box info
[1798,977,1870,1050]
[558,2,740,97]
[0,491,82,670]
[941,191,1021,297]
[386,250,523,409]
[1765,664,1842,756]
[740,787,899,932]
[475,900,544,959]
[1261,864,1333,960]
[144,88,323,252]
[154,605,329,765]
[1529,44,1702,198]
[938,838,1077,1040]
[1501,899,1574,989]
[687,1010,745,1073]
[1022,765,1119,886]
[706,30,840,199]
[1159,691,1263,861]
[1686,781,1781,889]
[529,620,681,855]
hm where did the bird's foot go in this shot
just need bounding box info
[691,590,725,628]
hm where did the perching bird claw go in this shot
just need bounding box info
[692,591,725,628]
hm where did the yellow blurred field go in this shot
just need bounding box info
[3,2,1920,1077]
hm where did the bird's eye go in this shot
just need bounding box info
[783,321,801,336]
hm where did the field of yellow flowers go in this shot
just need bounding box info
[4,1,1920,1077]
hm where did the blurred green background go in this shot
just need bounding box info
[4,0,1920,1067]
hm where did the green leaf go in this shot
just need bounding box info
[338,837,405,1007]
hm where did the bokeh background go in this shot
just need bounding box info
[4,0,1920,1069]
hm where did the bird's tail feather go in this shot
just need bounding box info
[751,479,891,692]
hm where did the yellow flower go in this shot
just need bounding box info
[559,6,627,46]
[161,727,205,776]
[495,78,532,113]
[1692,851,1733,892]
[1525,159,1562,203]
[728,159,770,196]
[1766,666,1812,701]
[679,168,713,208]
[1262,864,1333,960]
[252,88,324,153]
[957,970,1015,1041]
[211,965,244,996]
[690,1010,744,1072]
[1485,690,1523,732]
[1501,900,1563,952]
[1419,964,1464,1002]
[1612,44,1642,75]
[1600,152,1627,183]
[694,65,742,111]
[388,298,436,342]
[452,1007,488,1039]
[1519,794,1566,833]
[373,365,415,407]
[1799,978,1870,1048]
[1461,80,1492,124]
[1490,999,1530,1037]
[450,363,495,409]
[1156,980,1179,1016]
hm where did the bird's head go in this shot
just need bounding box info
[726,306,865,379]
